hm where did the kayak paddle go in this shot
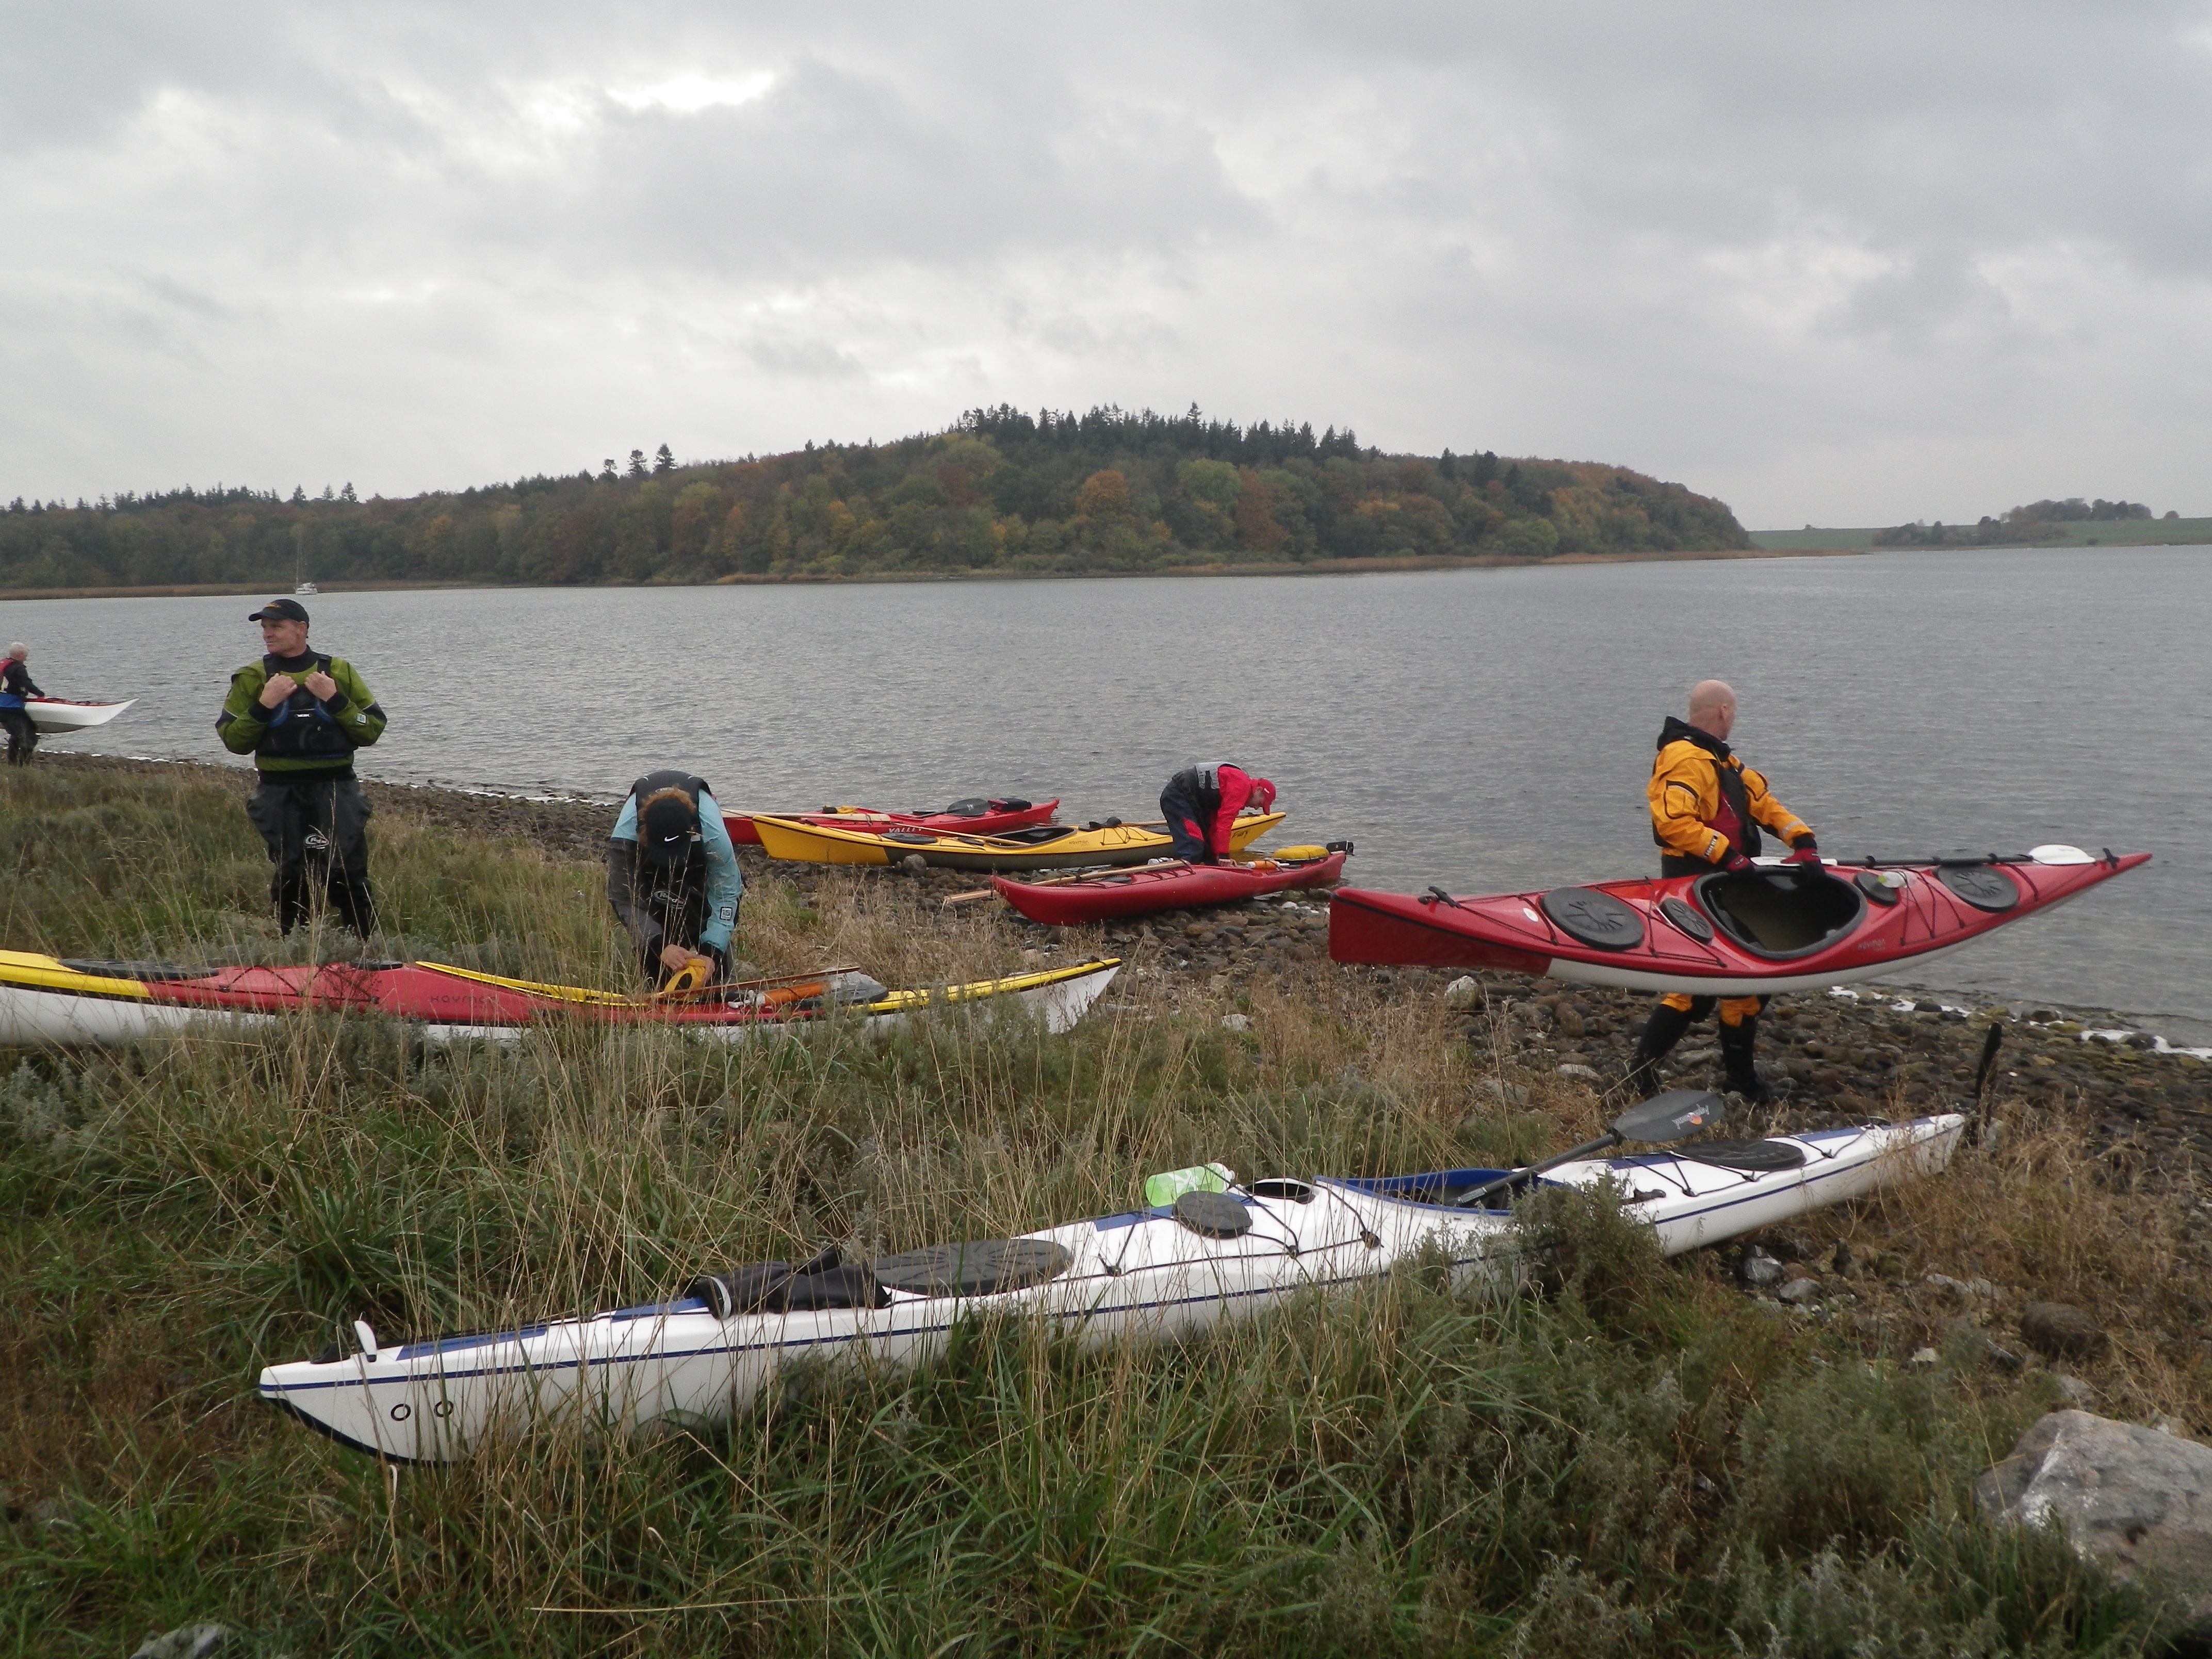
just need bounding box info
[1452,1088,1725,1209]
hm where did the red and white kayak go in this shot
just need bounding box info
[994,848,1349,925]
[1329,845,2150,996]
[724,798,1059,846]
[0,951,1119,1047]
[24,696,135,733]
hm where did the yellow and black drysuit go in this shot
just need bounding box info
[1627,715,1818,1103]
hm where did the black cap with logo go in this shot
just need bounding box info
[249,598,311,623]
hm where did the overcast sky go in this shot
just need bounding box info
[5,2,2207,527]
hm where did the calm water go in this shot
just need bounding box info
[12,547,2208,1035]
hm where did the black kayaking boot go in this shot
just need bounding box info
[1625,1002,1695,1099]
[1719,1017,1777,1108]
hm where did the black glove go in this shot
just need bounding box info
[1787,835,1821,865]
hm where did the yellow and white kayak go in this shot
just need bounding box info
[752,812,1287,872]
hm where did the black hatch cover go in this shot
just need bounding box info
[871,1239,1074,1297]
[1173,1190,1254,1238]
[1539,887,1646,951]
[1855,870,1905,907]
[1936,864,2019,912]
[1656,897,1714,942]
[1677,1139,1809,1172]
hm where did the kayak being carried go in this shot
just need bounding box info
[1329,845,2150,995]
[753,811,1286,873]
[259,1109,1964,1462]
[993,843,1351,925]
[723,797,1059,847]
[0,950,1119,1047]
[24,697,136,733]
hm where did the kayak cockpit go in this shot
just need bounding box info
[1692,869,1866,961]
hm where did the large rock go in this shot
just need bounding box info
[1975,1410,2212,1625]
[2020,1300,2109,1359]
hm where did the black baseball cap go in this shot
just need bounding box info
[249,598,310,623]
[639,789,701,864]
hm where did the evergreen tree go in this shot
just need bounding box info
[627,449,648,479]
[653,444,675,475]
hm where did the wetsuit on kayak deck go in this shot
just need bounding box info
[1628,715,1819,1104]
[1,650,46,766]
[607,770,744,986]
[1159,764,1277,864]
[217,602,387,936]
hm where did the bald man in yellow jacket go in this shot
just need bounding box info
[1625,679,1820,1105]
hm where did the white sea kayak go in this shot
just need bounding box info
[24,697,135,733]
[259,1113,1965,1462]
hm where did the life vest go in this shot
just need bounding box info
[257,653,357,762]
[1170,763,1236,799]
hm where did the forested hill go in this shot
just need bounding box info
[0,406,1750,591]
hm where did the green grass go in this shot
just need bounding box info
[0,765,2193,1655]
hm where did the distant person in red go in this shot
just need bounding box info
[1159,764,1276,864]
[0,642,45,766]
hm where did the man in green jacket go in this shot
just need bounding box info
[216,598,387,936]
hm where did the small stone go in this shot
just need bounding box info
[2052,1374,2095,1405]
[1740,1252,1785,1289]
[26,1495,72,1531]
[1830,1239,1857,1277]
[898,854,928,875]
[2021,1301,2109,1360]
[1221,1013,1251,1033]
[1907,1347,1940,1370]
[1556,1063,1600,1080]
[1479,1078,1528,1106]
[1556,1005,1586,1038]
[1778,1277,1823,1306]
[128,1627,229,1659]
[1675,1046,1718,1068]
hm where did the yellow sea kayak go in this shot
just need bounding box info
[751,812,1287,872]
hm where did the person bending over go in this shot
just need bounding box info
[216,600,386,936]
[607,770,744,988]
[1625,680,1819,1105]
[0,642,45,766]
[1158,763,1276,865]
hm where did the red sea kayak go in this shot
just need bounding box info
[994,847,1349,925]
[1328,845,2149,996]
[724,798,1059,846]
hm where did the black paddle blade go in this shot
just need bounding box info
[1612,1089,1725,1146]
[1971,1022,2005,1098]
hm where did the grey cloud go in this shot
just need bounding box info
[2,1,2209,524]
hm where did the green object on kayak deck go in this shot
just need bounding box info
[1144,1162,1235,1208]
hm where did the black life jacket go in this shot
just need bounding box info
[1168,762,1234,804]
[257,653,356,761]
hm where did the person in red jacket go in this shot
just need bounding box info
[1159,763,1276,863]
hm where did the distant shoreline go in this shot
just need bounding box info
[0,545,1863,604]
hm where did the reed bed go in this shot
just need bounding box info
[0,764,2198,1655]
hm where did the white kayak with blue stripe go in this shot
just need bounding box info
[259,1113,1965,1462]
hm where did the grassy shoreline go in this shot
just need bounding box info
[2,760,2205,1654]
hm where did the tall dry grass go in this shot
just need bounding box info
[0,762,2195,1654]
